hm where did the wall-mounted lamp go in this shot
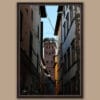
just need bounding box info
[58,11,63,14]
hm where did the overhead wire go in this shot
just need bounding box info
[46,9,55,32]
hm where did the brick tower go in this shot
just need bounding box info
[43,38,56,81]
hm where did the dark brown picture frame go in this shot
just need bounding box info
[17,2,84,98]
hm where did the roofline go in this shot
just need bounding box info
[54,14,61,35]
[40,6,47,17]
[54,6,63,35]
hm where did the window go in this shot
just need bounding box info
[37,54,39,72]
[41,22,43,34]
[75,77,80,94]
[45,51,48,55]
[31,10,33,21]
[40,22,43,57]
[71,77,76,94]
[73,5,76,18]
[37,25,39,39]
[29,32,33,59]
[46,60,48,64]
[45,45,48,49]
[25,8,28,14]
[71,39,76,64]
[46,45,48,49]
[63,6,66,16]
[51,60,53,64]
[69,5,73,22]
[63,22,66,40]
[67,48,70,69]
[49,52,51,55]
[66,13,69,36]
[20,10,23,41]
[48,70,51,73]
[64,53,67,71]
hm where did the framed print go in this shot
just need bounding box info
[17,2,83,98]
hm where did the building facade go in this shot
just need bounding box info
[43,38,56,81]
[54,55,60,95]
[54,4,82,95]
[18,4,47,95]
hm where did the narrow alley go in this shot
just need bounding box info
[17,3,83,97]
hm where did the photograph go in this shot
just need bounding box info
[17,2,83,98]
